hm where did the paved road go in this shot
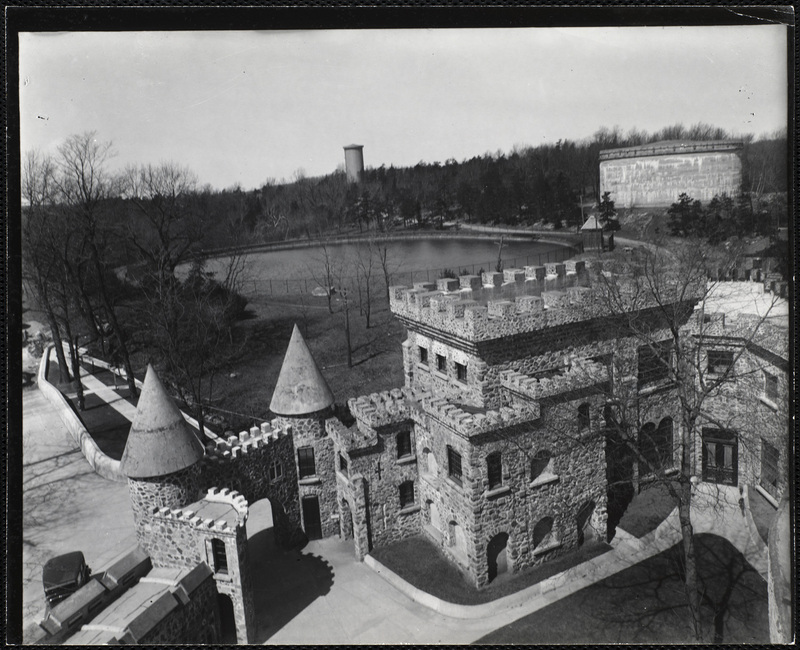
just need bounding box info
[21,386,137,642]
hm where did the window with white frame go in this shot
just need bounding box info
[763,370,778,402]
[760,440,780,497]
[268,459,283,482]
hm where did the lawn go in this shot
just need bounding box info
[474,533,768,644]
[369,535,611,605]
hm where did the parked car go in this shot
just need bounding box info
[42,552,91,610]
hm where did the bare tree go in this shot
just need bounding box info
[53,132,138,397]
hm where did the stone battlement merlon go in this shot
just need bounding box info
[599,140,744,161]
[146,490,247,532]
[202,421,291,462]
[348,386,539,439]
[500,358,610,402]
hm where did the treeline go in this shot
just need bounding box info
[234,122,787,241]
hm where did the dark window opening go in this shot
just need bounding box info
[578,403,590,431]
[532,517,554,548]
[531,450,552,481]
[702,428,738,486]
[339,453,348,476]
[399,481,415,508]
[760,440,780,496]
[487,452,503,490]
[436,354,446,372]
[447,446,463,485]
[455,362,468,383]
[211,539,228,574]
[640,418,673,473]
[419,346,428,365]
[707,349,734,375]
[396,430,412,459]
[638,342,672,387]
[298,447,316,479]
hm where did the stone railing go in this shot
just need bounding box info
[146,488,248,533]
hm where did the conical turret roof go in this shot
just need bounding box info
[120,365,204,478]
[269,324,334,416]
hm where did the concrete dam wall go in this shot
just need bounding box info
[599,140,743,209]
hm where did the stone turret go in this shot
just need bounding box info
[270,325,338,540]
[121,365,204,545]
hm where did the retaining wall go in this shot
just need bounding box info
[37,345,125,482]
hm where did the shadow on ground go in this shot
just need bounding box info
[247,525,334,643]
[474,533,768,644]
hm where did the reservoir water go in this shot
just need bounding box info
[203,236,574,295]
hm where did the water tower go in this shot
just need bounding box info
[343,144,364,183]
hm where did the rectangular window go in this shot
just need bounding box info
[707,349,734,375]
[578,403,591,431]
[455,362,467,383]
[419,346,428,365]
[338,453,348,476]
[396,430,412,459]
[298,447,316,479]
[399,481,415,509]
[637,342,672,387]
[764,371,778,402]
[447,446,463,485]
[268,459,283,482]
[211,539,228,574]
[436,354,446,373]
[760,440,780,496]
[487,453,502,490]
[701,428,738,486]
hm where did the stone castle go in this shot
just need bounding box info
[40,257,789,644]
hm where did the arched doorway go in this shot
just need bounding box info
[217,592,237,644]
[487,532,510,582]
[302,495,322,540]
[576,500,596,546]
[429,500,442,531]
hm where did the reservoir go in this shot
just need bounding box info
[202,236,575,296]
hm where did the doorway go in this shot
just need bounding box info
[487,532,509,582]
[302,496,322,540]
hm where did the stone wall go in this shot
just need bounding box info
[331,419,422,554]
[274,413,340,540]
[131,566,219,645]
[202,423,303,546]
[128,465,202,546]
[599,141,743,208]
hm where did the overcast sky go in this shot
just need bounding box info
[19,26,788,191]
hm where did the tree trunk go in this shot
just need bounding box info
[46,312,71,384]
[65,330,85,410]
[88,243,138,397]
[679,490,703,642]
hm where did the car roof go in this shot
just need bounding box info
[42,552,86,589]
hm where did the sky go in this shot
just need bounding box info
[19,26,788,191]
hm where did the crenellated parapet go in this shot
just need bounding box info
[145,486,249,533]
[500,358,610,401]
[203,420,292,463]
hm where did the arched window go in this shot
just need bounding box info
[399,480,415,509]
[655,418,673,469]
[578,403,591,431]
[487,452,502,489]
[532,517,554,549]
[531,450,553,481]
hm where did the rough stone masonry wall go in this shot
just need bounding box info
[128,464,202,547]
[139,489,254,643]
[698,340,789,500]
[274,414,340,540]
[332,419,422,553]
[600,144,743,208]
[202,424,303,547]
[134,570,219,645]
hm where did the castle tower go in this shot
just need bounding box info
[270,324,338,540]
[120,365,205,546]
[343,144,364,183]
